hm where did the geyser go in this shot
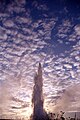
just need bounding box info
[32,63,48,120]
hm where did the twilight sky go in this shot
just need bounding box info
[0,0,80,119]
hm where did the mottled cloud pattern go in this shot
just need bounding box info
[0,0,80,118]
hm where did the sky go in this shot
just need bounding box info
[0,0,80,119]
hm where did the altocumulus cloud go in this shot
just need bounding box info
[0,0,80,118]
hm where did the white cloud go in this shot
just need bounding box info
[3,20,14,27]
[74,25,80,35]
[64,64,72,69]
[0,0,80,118]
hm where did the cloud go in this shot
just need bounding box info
[53,84,80,112]
[0,27,7,40]
[3,20,14,27]
[32,1,48,11]
[74,25,80,35]
[11,103,29,109]
[0,0,80,118]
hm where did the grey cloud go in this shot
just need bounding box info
[53,84,80,112]
[11,103,29,109]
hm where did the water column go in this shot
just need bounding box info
[32,63,47,120]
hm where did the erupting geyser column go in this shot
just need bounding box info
[32,63,47,120]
